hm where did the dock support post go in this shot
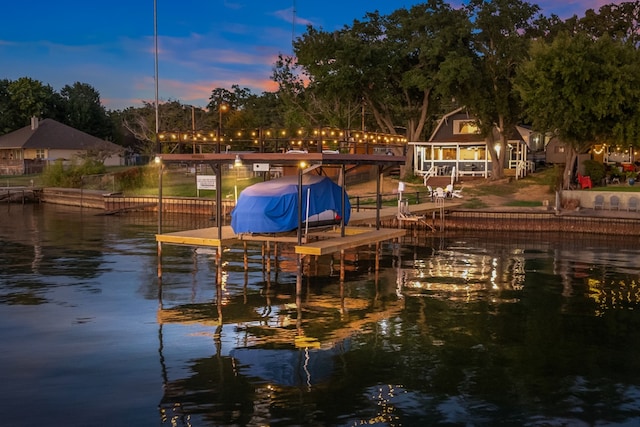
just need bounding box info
[243,242,248,271]
[216,244,222,284]
[157,241,163,279]
[266,241,271,276]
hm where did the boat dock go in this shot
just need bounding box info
[153,151,461,278]
[156,224,407,256]
[155,198,462,277]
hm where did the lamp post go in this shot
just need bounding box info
[191,105,196,154]
[217,103,228,153]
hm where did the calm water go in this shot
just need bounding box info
[1,204,640,426]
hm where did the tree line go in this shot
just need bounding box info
[2,0,640,185]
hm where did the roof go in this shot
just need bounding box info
[0,118,122,152]
[417,108,524,144]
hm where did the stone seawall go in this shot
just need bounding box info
[39,187,236,216]
[446,210,640,236]
[35,187,640,236]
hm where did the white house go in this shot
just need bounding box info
[409,108,536,183]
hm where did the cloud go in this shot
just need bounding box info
[272,7,314,26]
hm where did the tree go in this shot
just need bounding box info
[6,77,61,128]
[0,79,17,134]
[288,1,473,143]
[461,0,541,180]
[60,82,113,139]
[516,32,640,189]
[276,0,474,172]
[576,1,640,46]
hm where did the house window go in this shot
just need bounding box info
[460,146,484,160]
[36,149,45,159]
[453,120,479,135]
[554,146,565,154]
[434,147,457,160]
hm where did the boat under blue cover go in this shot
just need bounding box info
[231,174,350,234]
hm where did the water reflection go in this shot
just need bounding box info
[1,206,640,426]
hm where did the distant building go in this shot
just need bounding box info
[0,117,123,175]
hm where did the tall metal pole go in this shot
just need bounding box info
[191,106,196,154]
[154,0,162,237]
[154,0,159,154]
[217,105,222,153]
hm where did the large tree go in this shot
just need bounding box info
[2,77,63,132]
[516,32,640,189]
[461,0,541,180]
[278,0,473,143]
[60,82,112,139]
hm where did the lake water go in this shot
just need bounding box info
[1,204,640,426]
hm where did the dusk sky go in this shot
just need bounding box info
[0,0,626,111]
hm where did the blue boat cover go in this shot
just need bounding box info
[231,174,351,234]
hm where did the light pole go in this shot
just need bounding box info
[217,103,228,153]
[191,105,196,154]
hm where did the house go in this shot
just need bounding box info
[408,108,535,183]
[0,117,123,175]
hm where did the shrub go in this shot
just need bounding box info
[42,158,107,188]
[583,159,605,185]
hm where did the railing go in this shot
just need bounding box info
[351,189,432,212]
[418,166,437,185]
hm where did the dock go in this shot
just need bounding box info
[152,151,461,277]
[156,198,461,251]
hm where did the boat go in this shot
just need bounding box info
[230,174,351,234]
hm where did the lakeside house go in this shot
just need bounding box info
[408,108,540,183]
[0,117,123,175]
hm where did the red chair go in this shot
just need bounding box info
[577,173,592,189]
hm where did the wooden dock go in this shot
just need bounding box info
[154,197,461,277]
[155,225,406,256]
[155,198,461,253]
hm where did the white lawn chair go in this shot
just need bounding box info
[445,184,463,198]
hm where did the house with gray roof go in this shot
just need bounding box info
[0,117,123,175]
[408,107,537,184]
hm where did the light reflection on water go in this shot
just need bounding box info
[1,205,640,426]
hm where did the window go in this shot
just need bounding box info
[36,149,45,159]
[434,146,457,160]
[453,120,479,135]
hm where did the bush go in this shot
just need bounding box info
[42,158,107,188]
[583,159,605,185]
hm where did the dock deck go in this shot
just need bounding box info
[155,198,461,254]
[156,225,406,255]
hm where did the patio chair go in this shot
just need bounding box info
[577,173,592,189]
[445,184,463,198]
[628,196,639,212]
[427,185,434,201]
[434,187,446,200]
[610,195,620,210]
[594,195,604,210]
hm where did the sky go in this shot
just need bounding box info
[0,0,626,111]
